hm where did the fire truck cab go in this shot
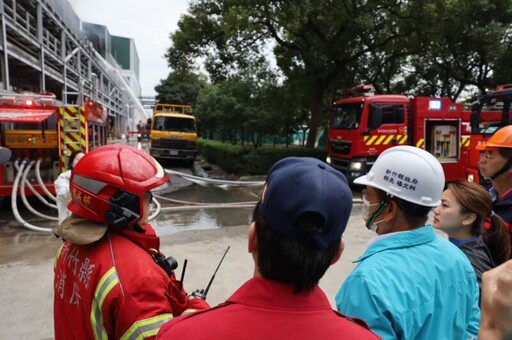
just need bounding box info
[327,85,470,183]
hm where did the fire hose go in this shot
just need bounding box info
[18,160,58,221]
[11,160,54,233]
[15,160,57,209]
[34,158,56,202]
[11,158,163,232]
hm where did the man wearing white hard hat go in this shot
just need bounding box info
[335,145,480,339]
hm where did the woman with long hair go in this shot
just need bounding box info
[433,180,511,285]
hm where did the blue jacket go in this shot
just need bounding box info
[336,226,480,340]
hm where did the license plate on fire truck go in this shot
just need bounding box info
[169,150,178,155]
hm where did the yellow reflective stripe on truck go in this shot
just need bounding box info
[364,135,408,146]
[461,137,470,147]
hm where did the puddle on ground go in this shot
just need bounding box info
[153,184,258,236]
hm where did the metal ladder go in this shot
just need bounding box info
[58,106,87,172]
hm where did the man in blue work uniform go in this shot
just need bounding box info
[336,145,480,339]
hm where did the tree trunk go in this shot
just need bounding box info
[307,86,325,148]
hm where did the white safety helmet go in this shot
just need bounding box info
[354,145,444,207]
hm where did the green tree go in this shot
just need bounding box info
[169,0,512,143]
[168,0,414,147]
[154,70,207,104]
[193,59,310,148]
[390,0,512,98]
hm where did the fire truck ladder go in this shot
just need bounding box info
[58,106,88,172]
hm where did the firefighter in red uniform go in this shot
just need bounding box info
[53,144,209,340]
[477,125,512,259]
[157,157,380,340]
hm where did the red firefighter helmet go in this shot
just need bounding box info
[68,144,169,228]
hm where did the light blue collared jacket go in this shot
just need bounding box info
[336,225,480,340]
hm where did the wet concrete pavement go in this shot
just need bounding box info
[0,162,376,339]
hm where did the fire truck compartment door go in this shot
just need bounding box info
[0,107,57,123]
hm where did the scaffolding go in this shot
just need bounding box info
[0,0,132,134]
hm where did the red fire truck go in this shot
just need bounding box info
[466,84,512,183]
[326,85,471,183]
[0,92,108,197]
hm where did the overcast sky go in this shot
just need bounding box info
[69,0,190,96]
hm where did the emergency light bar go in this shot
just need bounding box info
[0,92,56,107]
[1,96,16,105]
[343,84,375,97]
[496,84,512,91]
[429,100,441,110]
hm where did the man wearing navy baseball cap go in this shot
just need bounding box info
[157,157,380,340]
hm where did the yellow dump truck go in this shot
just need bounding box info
[149,104,197,166]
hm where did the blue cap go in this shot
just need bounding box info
[260,157,352,249]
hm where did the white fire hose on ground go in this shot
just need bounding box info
[158,169,263,212]
[11,160,54,233]
[11,162,308,232]
[15,159,58,209]
[11,159,163,231]
[35,158,57,202]
[18,160,59,221]
[165,169,265,189]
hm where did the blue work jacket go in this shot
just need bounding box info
[336,225,480,340]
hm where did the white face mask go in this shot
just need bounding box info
[362,195,387,233]
[362,197,380,221]
[369,219,385,233]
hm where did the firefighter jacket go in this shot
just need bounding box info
[53,217,209,340]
